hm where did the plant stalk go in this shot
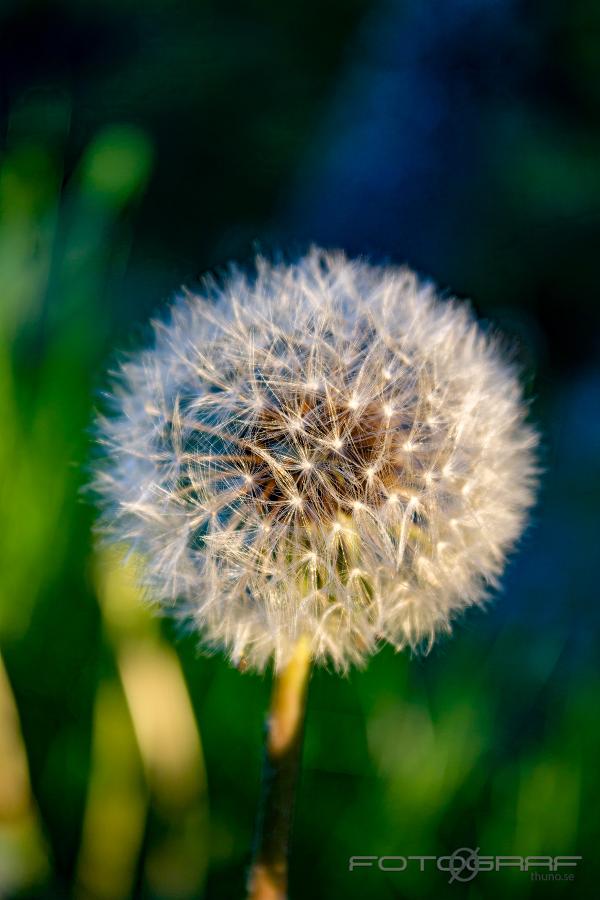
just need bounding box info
[247,636,312,900]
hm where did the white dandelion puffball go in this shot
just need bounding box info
[94,248,538,671]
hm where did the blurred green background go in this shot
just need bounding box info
[0,1,599,897]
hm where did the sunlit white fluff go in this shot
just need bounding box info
[93,248,538,671]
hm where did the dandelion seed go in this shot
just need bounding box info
[93,247,538,672]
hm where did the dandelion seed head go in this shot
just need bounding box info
[93,248,538,671]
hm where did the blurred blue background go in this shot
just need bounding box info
[0,1,598,897]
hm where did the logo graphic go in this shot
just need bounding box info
[445,847,480,884]
[348,851,582,883]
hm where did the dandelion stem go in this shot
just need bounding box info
[247,636,312,900]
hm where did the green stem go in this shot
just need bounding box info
[247,637,312,900]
